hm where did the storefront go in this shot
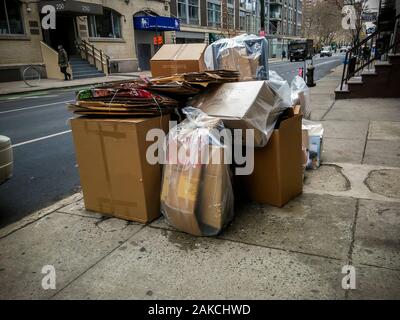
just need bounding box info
[133,14,180,71]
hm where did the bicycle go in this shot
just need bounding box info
[23,64,45,87]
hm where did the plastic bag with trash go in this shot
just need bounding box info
[160,107,234,236]
[291,75,311,119]
[302,119,324,170]
[204,34,268,81]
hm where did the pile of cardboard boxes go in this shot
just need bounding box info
[70,36,317,236]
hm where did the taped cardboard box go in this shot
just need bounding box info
[241,108,303,207]
[190,81,289,147]
[151,43,207,77]
[71,115,170,223]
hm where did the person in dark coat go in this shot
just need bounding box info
[58,45,71,81]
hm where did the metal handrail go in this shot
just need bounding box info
[75,39,110,74]
[340,13,400,90]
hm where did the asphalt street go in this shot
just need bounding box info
[0,54,343,227]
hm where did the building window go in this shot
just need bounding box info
[239,10,246,31]
[177,0,187,21]
[88,8,121,38]
[0,0,24,35]
[227,7,234,29]
[178,0,199,25]
[188,0,199,24]
[207,2,221,28]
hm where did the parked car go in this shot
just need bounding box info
[339,46,348,53]
[320,46,333,57]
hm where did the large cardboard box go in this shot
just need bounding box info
[150,43,207,77]
[241,109,303,207]
[190,81,286,147]
[71,115,170,223]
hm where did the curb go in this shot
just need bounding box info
[0,192,83,239]
[0,77,137,98]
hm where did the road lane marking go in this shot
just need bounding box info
[0,100,73,114]
[314,59,341,67]
[12,130,72,148]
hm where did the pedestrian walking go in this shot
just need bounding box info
[282,49,286,60]
[58,45,71,81]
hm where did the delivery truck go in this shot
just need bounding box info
[288,39,314,62]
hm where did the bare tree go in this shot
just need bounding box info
[304,0,343,47]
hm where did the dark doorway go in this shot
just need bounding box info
[42,15,77,56]
[137,43,151,71]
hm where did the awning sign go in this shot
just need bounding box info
[134,16,180,31]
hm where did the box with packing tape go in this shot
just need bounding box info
[70,114,170,223]
[160,107,234,236]
[150,43,207,78]
[240,107,303,207]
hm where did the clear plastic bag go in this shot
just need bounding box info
[160,107,234,236]
[291,76,311,119]
[268,70,292,108]
[302,119,324,169]
[204,34,269,81]
[189,79,291,147]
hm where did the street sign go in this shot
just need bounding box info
[134,16,180,31]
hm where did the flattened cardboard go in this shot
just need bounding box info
[71,115,170,223]
[241,110,303,207]
[151,43,207,77]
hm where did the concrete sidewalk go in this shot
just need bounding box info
[0,66,399,299]
[0,71,151,96]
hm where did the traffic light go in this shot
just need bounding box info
[153,35,163,45]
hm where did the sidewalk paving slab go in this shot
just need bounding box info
[53,226,346,300]
[153,194,356,260]
[220,194,356,261]
[363,140,400,167]
[322,137,366,164]
[352,199,400,270]
[324,99,400,122]
[347,265,400,300]
[368,121,400,141]
[0,212,142,300]
[321,120,369,140]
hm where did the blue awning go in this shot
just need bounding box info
[134,16,180,31]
